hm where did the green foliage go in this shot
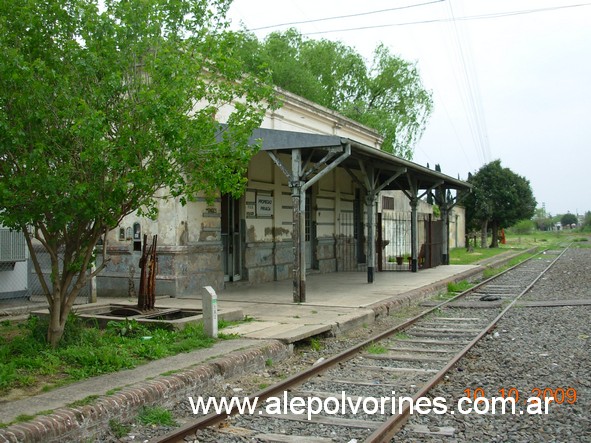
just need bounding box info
[449,246,508,265]
[393,332,410,340]
[511,219,536,234]
[532,207,554,231]
[0,318,215,395]
[106,319,151,338]
[68,395,100,408]
[136,406,176,427]
[464,160,536,247]
[366,343,387,354]
[561,213,578,227]
[483,266,505,279]
[308,337,322,352]
[447,280,472,293]
[0,0,275,346]
[234,29,432,157]
[109,419,131,439]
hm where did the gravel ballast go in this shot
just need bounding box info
[397,246,591,442]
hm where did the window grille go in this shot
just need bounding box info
[0,229,26,262]
[382,196,395,210]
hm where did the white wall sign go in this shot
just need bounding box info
[245,202,256,218]
[256,194,273,217]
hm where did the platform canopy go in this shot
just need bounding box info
[248,127,471,193]
[230,126,472,303]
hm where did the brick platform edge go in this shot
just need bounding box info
[0,340,292,443]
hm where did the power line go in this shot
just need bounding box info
[445,1,491,166]
[290,2,591,36]
[249,0,446,31]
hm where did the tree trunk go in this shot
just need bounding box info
[480,220,488,248]
[24,223,108,348]
[490,221,499,248]
[48,290,66,347]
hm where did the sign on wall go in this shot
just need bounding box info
[256,194,273,217]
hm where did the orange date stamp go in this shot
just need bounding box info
[463,387,578,405]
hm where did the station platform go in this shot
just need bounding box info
[0,263,490,426]
[180,264,481,342]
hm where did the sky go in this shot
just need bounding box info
[227,0,591,217]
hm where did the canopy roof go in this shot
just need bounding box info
[248,127,471,192]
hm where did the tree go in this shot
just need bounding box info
[533,207,554,231]
[561,213,578,228]
[464,160,537,248]
[235,29,433,158]
[0,0,274,347]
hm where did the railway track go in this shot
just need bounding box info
[151,248,566,443]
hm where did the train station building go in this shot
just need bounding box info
[99,88,470,302]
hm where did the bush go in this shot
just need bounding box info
[512,219,535,234]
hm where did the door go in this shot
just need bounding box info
[354,189,366,264]
[221,195,242,282]
[304,190,316,270]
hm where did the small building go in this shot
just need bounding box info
[99,89,470,301]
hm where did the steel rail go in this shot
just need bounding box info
[151,248,545,443]
[364,247,568,442]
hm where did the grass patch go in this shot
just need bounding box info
[308,337,322,352]
[483,266,504,279]
[366,343,388,354]
[14,414,36,423]
[67,395,100,408]
[393,331,410,340]
[447,280,472,293]
[109,419,131,438]
[218,315,255,330]
[0,314,218,397]
[136,406,176,427]
[105,387,122,395]
[452,230,585,265]
[449,246,509,265]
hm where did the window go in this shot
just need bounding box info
[0,228,27,262]
[382,196,395,210]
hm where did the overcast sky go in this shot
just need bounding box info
[227,0,591,217]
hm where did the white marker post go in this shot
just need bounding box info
[202,286,218,338]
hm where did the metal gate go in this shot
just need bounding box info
[377,213,443,271]
[337,212,367,272]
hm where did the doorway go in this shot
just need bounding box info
[221,195,242,282]
[305,190,314,270]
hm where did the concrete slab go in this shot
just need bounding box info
[222,321,283,335]
[243,323,333,342]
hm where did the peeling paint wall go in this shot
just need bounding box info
[242,151,365,283]
[100,195,224,298]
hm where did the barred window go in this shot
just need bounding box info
[0,229,26,262]
[382,196,395,210]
